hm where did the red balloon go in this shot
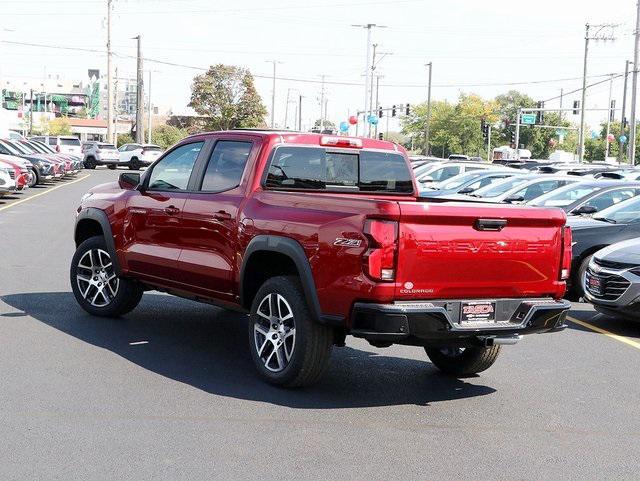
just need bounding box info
[348,115,358,125]
[607,134,615,142]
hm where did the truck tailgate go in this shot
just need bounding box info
[396,201,566,299]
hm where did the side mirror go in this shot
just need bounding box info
[419,176,434,184]
[119,172,140,190]
[458,186,474,194]
[504,194,525,203]
[572,204,598,215]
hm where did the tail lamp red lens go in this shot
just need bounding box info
[560,227,572,280]
[363,219,398,281]
[55,145,60,152]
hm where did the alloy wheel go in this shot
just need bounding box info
[253,293,296,372]
[75,249,119,307]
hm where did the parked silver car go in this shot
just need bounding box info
[584,238,640,320]
[82,142,120,169]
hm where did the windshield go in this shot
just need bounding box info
[437,171,484,190]
[6,140,31,155]
[529,184,601,207]
[594,195,640,224]
[25,141,47,154]
[472,176,526,198]
[16,142,38,154]
[0,140,22,155]
[32,141,56,153]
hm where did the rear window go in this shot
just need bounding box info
[143,146,162,152]
[264,146,413,193]
[60,138,81,146]
[98,143,117,150]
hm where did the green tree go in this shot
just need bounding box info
[313,119,336,129]
[493,90,536,151]
[49,117,72,135]
[150,125,189,149]
[188,64,267,131]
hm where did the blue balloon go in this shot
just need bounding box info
[620,135,628,143]
[339,121,349,132]
[591,131,599,139]
[367,115,379,125]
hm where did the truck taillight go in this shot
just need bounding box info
[363,219,398,281]
[560,226,572,280]
[55,145,60,152]
[320,136,362,148]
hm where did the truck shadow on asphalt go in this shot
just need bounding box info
[2,291,496,408]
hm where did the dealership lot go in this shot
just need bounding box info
[1,169,640,480]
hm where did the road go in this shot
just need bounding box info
[1,169,640,480]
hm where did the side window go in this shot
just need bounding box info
[201,140,252,191]
[430,166,460,182]
[147,142,203,191]
[465,166,486,172]
[589,189,636,211]
[517,180,559,201]
[127,145,139,152]
[47,138,56,146]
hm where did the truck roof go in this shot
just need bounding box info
[186,130,404,152]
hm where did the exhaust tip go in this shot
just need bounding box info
[483,335,522,346]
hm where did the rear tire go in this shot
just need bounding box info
[574,255,593,300]
[130,157,140,170]
[248,276,333,387]
[85,157,97,169]
[107,164,116,170]
[425,345,501,376]
[70,236,143,317]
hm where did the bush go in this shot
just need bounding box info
[116,134,134,148]
[150,125,189,149]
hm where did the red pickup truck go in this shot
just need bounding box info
[71,131,571,387]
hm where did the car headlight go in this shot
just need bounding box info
[80,192,94,203]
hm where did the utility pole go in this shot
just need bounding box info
[424,61,433,155]
[106,0,113,143]
[559,88,564,122]
[265,60,281,128]
[630,3,640,165]
[319,74,326,129]
[605,73,614,158]
[298,94,303,131]
[515,107,521,159]
[29,89,33,135]
[134,35,144,143]
[369,43,377,135]
[113,67,118,146]
[324,98,328,130]
[284,88,291,129]
[619,60,631,163]
[352,23,386,137]
[374,74,381,138]
[147,70,152,144]
[578,23,617,163]
[486,125,492,162]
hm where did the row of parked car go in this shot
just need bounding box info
[0,137,84,196]
[409,155,640,319]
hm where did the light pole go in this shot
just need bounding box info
[605,73,614,159]
[630,3,640,165]
[425,61,433,155]
[619,60,631,163]
[106,0,113,143]
[266,60,282,128]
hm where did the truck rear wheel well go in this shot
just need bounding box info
[241,251,298,309]
[75,219,104,246]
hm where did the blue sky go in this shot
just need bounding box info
[0,0,635,132]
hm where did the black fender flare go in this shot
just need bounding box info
[75,207,122,276]
[240,235,324,323]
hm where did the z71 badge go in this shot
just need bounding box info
[333,238,362,247]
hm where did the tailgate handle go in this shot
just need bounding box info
[475,218,507,231]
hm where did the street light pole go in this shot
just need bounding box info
[619,60,631,163]
[605,73,614,159]
[298,94,303,131]
[147,70,152,144]
[352,23,385,137]
[578,23,590,163]
[630,2,640,165]
[134,35,144,144]
[424,61,432,155]
[106,0,113,143]
[266,60,280,128]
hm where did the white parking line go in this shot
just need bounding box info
[0,174,91,212]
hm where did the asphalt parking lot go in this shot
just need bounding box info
[1,169,640,480]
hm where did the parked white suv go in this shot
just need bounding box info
[117,143,163,170]
[0,163,16,196]
[31,136,82,158]
[82,142,120,169]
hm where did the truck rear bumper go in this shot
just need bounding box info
[350,298,570,346]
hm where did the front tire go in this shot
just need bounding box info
[574,254,593,300]
[70,236,143,317]
[29,168,39,187]
[425,345,501,376]
[248,276,333,387]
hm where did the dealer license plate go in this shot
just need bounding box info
[460,301,496,324]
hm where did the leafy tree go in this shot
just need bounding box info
[150,125,189,149]
[313,119,336,129]
[49,117,72,135]
[116,133,134,148]
[188,64,267,131]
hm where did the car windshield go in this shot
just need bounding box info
[594,195,640,224]
[529,184,601,207]
[436,171,484,190]
[26,142,47,154]
[7,141,32,154]
[471,176,526,198]
[16,142,39,154]
[0,140,23,155]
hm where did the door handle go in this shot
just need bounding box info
[164,205,181,216]
[213,210,232,220]
[474,218,507,231]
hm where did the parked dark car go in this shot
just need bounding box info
[419,169,523,197]
[528,180,640,215]
[567,195,640,298]
[583,238,640,320]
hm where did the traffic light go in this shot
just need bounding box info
[573,100,580,115]
[405,103,410,115]
[378,106,383,118]
[537,101,545,123]
[378,133,384,140]
[623,116,628,129]
[610,100,616,122]
[510,130,516,144]
[391,105,396,117]
[481,119,489,140]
